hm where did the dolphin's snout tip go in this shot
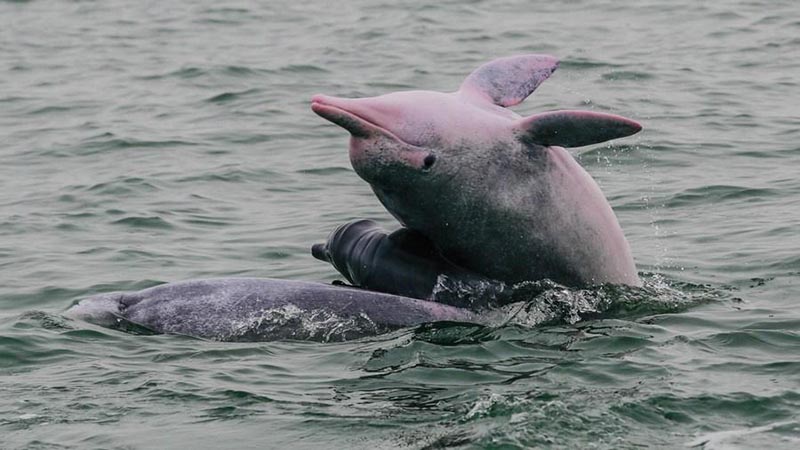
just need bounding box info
[311,243,329,262]
[310,94,326,114]
[629,118,643,134]
[309,95,375,138]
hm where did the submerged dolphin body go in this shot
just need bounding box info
[65,278,480,342]
[312,54,642,287]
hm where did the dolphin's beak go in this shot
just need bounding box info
[311,95,431,171]
[311,94,395,139]
[311,243,330,262]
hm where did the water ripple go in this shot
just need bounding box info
[1,0,799,448]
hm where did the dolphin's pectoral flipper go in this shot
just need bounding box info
[515,110,642,148]
[458,54,559,107]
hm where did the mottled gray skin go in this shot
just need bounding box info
[65,278,480,342]
[312,219,493,305]
[371,141,613,286]
[311,54,642,287]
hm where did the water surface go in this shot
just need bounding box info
[1,0,799,448]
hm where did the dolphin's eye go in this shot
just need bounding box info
[422,153,437,170]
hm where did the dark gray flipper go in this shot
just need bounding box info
[515,110,642,148]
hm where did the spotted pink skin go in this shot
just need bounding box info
[311,55,642,287]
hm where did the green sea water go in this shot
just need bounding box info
[1,0,799,448]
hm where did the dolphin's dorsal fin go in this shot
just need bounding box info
[458,54,559,107]
[514,110,642,148]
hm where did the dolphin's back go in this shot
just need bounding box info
[66,278,480,342]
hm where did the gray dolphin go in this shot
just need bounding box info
[65,278,480,342]
[311,54,642,287]
[312,219,498,307]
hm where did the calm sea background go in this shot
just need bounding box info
[1,0,799,448]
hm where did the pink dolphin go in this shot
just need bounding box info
[312,55,641,287]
